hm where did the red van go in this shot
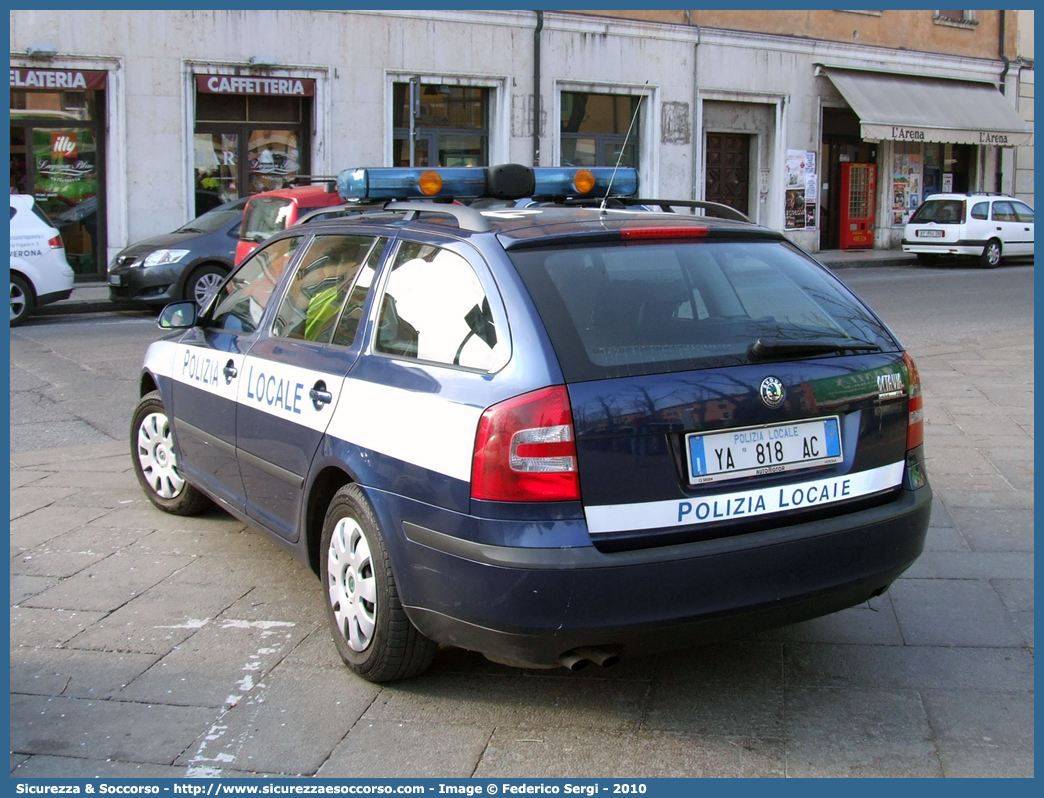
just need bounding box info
[234,183,343,265]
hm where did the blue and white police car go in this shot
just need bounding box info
[131,164,931,682]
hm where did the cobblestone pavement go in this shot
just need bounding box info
[10,269,1033,778]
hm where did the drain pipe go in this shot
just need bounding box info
[996,10,1011,192]
[686,12,701,202]
[998,9,1010,94]
[533,10,544,166]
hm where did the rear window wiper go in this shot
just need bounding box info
[749,338,882,360]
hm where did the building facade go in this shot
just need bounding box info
[9,9,1033,279]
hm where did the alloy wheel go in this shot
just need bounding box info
[193,272,225,305]
[10,281,27,322]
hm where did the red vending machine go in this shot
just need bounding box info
[839,163,876,249]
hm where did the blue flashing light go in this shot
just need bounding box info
[532,167,638,198]
[337,167,487,201]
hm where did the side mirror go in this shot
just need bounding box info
[158,301,198,329]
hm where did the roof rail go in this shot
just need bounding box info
[385,201,491,233]
[287,175,340,191]
[561,196,753,224]
[626,198,753,223]
[294,202,388,226]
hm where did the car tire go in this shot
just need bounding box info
[320,483,437,682]
[10,273,34,327]
[980,239,1002,269]
[130,390,213,515]
[184,263,227,306]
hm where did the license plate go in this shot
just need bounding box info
[686,417,842,485]
[917,229,944,238]
[108,274,122,286]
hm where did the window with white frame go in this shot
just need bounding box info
[392,82,489,167]
[560,92,640,169]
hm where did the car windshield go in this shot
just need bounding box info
[240,197,295,244]
[909,199,965,224]
[508,239,897,382]
[177,202,245,234]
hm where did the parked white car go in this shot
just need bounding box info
[9,194,75,326]
[902,193,1034,268]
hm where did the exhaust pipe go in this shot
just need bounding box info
[558,647,621,670]
[575,647,620,668]
[557,651,590,671]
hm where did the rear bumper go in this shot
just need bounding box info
[36,288,73,307]
[901,240,984,257]
[373,484,932,668]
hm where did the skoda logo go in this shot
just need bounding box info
[760,377,785,408]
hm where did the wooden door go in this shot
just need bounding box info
[705,133,750,216]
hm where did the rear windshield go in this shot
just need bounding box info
[509,240,897,382]
[31,203,57,229]
[909,199,965,224]
[240,197,295,244]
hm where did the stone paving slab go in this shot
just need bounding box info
[11,647,160,700]
[318,719,490,778]
[782,643,1035,692]
[473,729,786,778]
[10,505,113,554]
[21,551,196,613]
[904,551,1034,580]
[364,671,650,734]
[782,687,942,777]
[11,755,189,779]
[179,657,379,776]
[9,693,218,765]
[949,507,1035,551]
[10,606,108,649]
[67,580,250,657]
[116,612,319,708]
[889,578,1026,647]
[922,690,1035,778]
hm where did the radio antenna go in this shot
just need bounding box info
[600,80,649,213]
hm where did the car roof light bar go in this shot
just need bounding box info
[532,167,638,199]
[338,167,488,202]
[337,164,640,203]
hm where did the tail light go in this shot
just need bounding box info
[471,385,580,502]
[903,352,923,450]
[48,234,63,249]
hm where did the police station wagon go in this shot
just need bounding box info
[131,165,931,682]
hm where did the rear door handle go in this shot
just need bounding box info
[310,380,333,410]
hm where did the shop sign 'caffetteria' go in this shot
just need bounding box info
[195,75,315,97]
